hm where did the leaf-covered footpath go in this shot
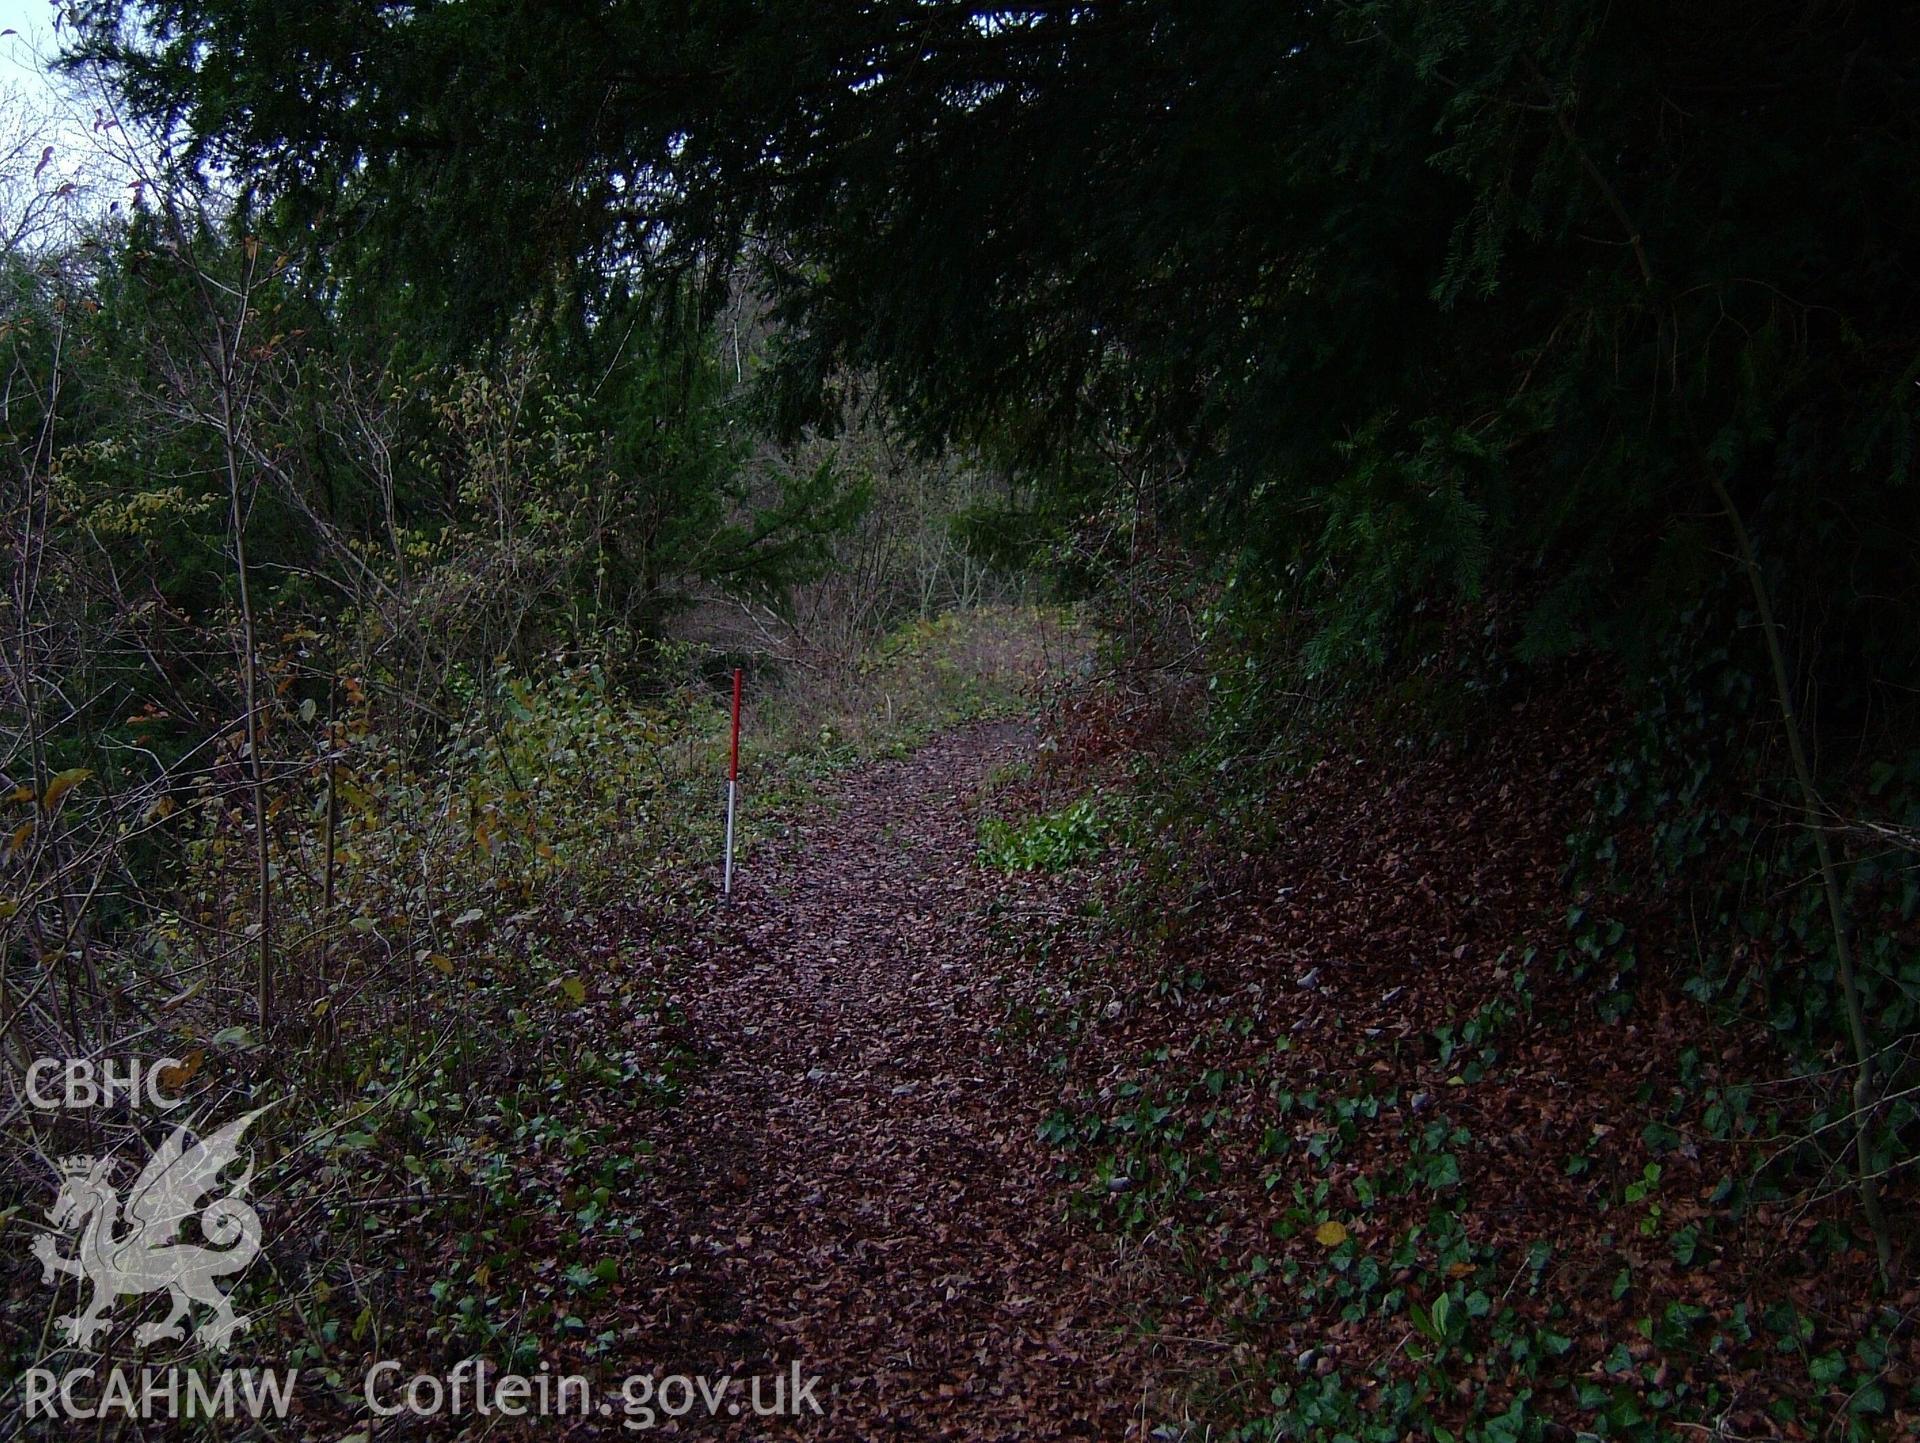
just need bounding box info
[599,721,1146,1439]
[588,677,1916,1440]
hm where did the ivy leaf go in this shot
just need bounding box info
[1809,1352,1848,1386]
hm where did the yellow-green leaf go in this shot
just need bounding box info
[42,768,93,810]
[1314,1220,1350,1248]
[560,977,586,1005]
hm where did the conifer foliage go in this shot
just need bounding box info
[73,1,1920,695]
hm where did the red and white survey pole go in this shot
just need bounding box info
[723,667,742,899]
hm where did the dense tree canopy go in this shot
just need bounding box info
[72,1,1920,715]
